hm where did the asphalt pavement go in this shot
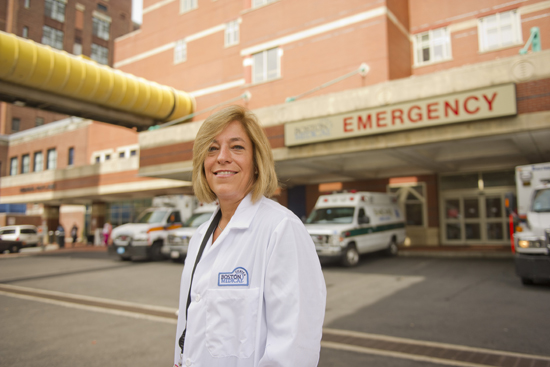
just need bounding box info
[1,246,549,367]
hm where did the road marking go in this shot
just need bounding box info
[321,341,491,367]
[2,284,550,366]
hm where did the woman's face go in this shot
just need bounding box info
[204,120,255,204]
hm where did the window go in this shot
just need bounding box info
[34,151,43,172]
[24,0,30,8]
[46,148,57,170]
[414,27,451,66]
[68,147,74,166]
[97,3,107,12]
[478,10,522,51]
[22,26,29,38]
[73,37,82,55]
[225,20,239,47]
[174,39,187,64]
[11,118,20,132]
[93,17,110,40]
[95,156,101,163]
[42,26,64,50]
[252,0,276,8]
[91,43,109,64]
[105,154,111,161]
[252,48,280,83]
[180,0,197,13]
[44,0,65,22]
[388,184,427,227]
[10,157,18,176]
[35,117,44,126]
[130,150,137,156]
[119,151,125,158]
[21,154,30,174]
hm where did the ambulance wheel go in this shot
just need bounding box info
[150,241,164,261]
[385,238,398,256]
[341,244,359,267]
[521,277,534,286]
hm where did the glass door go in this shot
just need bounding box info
[442,193,509,244]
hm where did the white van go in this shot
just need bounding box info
[305,191,406,267]
[161,202,218,262]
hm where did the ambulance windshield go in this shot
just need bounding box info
[306,207,355,224]
[136,209,169,224]
[185,212,214,227]
[532,188,550,213]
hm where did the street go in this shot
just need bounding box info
[1,249,549,367]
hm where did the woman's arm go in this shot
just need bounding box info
[258,217,326,366]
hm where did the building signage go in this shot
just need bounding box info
[284,83,517,146]
[20,184,55,193]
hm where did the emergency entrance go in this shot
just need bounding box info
[439,171,515,245]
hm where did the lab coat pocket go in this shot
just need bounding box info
[205,288,259,358]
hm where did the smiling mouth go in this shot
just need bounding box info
[215,171,236,175]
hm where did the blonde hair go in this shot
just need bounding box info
[192,105,278,203]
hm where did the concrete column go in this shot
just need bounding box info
[90,202,107,244]
[42,205,60,244]
[90,202,107,231]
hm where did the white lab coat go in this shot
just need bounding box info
[174,194,326,367]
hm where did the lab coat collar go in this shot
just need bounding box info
[196,192,261,235]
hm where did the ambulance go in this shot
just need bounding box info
[513,163,550,285]
[305,191,406,267]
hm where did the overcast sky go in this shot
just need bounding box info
[132,0,143,24]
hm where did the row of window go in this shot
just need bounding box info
[38,25,109,64]
[11,117,44,133]
[9,147,74,176]
[414,10,522,66]
[174,19,240,65]
[174,9,523,85]
[93,149,137,164]
[179,0,276,13]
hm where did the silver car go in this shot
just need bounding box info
[0,225,41,247]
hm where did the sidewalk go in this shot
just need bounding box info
[0,241,108,259]
[398,244,513,259]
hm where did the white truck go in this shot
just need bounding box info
[109,195,198,261]
[513,163,550,285]
[305,191,406,267]
[161,202,218,262]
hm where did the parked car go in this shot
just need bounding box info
[0,239,25,253]
[162,203,218,262]
[0,225,41,247]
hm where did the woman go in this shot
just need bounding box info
[174,106,326,367]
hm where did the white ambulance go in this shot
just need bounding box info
[305,191,406,267]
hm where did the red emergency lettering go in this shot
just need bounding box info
[376,111,387,128]
[444,100,459,117]
[483,92,497,111]
[408,105,422,123]
[357,114,372,130]
[343,117,353,132]
[464,96,479,114]
[392,109,404,125]
[427,102,439,120]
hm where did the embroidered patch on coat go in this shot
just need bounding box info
[218,267,249,286]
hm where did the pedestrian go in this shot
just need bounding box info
[56,224,65,248]
[102,222,112,246]
[71,223,78,247]
[174,105,326,367]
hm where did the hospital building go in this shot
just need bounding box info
[1,0,549,247]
